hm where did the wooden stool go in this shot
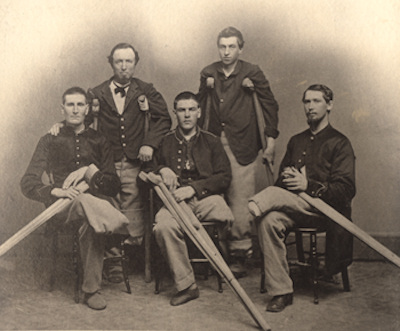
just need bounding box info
[260,227,350,304]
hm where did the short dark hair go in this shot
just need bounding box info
[173,91,199,110]
[302,84,333,104]
[108,43,140,65]
[217,27,245,49]
[62,87,88,104]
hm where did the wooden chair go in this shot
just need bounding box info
[45,221,131,303]
[146,188,225,294]
[260,227,350,304]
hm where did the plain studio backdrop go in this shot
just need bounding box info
[0,0,399,261]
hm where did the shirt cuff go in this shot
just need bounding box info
[84,164,99,183]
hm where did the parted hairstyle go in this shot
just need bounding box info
[217,26,245,49]
[108,43,140,65]
[302,84,334,104]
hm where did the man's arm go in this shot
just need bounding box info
[248,65,279,140]
[189,135,232,200]
[306,138,356,208]
[140,83,171,152]
[20,135,56,205]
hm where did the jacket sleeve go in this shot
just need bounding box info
[305,138,356,209]
[190,135,232,199]
[248,65,279,139]
[141,83,171,150]
[20,135,55,205]
[274,138,294,187]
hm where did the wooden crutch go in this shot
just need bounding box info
[298,192,400,268]
[139,171,271,331]
[243,80,275,185]
[0,181,89,258]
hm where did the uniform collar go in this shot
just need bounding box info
[216,59,242,77]
[175,126,200,143]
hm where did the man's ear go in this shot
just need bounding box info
[327,100,333,113]
[197,107,201,119]
[84,104,89,116]
[60,105,65,116]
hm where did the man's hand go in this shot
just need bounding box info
[49,122,64,136]
[62,166,89,189]
[138,95,149,111]
[91,98,100,114]
[173,186,195,202]
[242,77,255,90]
[281,166,308,191]
[159,167,179,191]
[206,77,215,89]
[51,187,81,199]
[263,137,275,167]
[138,145,154,162]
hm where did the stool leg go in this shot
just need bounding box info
[342,267,351,292]
[120,241,131,294]
[310,232,319,304]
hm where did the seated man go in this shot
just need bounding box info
[152,91,234,306]
[20,87,129,310]
[248,84,356,312]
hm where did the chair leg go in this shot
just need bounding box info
[260,252,266,293]
[310,231,319,304]
[73,232,81,304]
[295,231,305,263]
[341,267,351,292]
[144,189,154,283]
[49,231,58,292]
[120,241,131,294]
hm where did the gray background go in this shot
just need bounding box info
[0,0,399,250]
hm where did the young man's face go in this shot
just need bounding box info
[175,99,201,133]
[303,90,332,125]
[111,48,136,84]
[218,36,242,67]
[62,93,88,127]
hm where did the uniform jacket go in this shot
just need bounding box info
[88,77,171,162]
[154,128,232,200]
[20,125,120,206]
[277,124,356,274]
[198,60,279,165]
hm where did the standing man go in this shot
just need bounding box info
[153,92,234,306]
[21,87,129,310]
[50,43,171,265]
[197,27,279,276]
[248,84,356,312]
[89,43,171,246]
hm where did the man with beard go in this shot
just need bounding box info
[248,84,356,312]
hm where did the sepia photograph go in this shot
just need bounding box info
[0,0,399,330]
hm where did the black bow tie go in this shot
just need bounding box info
[114,86,127,97]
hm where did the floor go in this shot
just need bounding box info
[0,251,399,331]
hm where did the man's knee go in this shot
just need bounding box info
[260,211,289,238]
[153,209,182,239]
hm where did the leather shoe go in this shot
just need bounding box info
[266,293,293,312]
[84,292,107,310]
[170,286,200,306]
